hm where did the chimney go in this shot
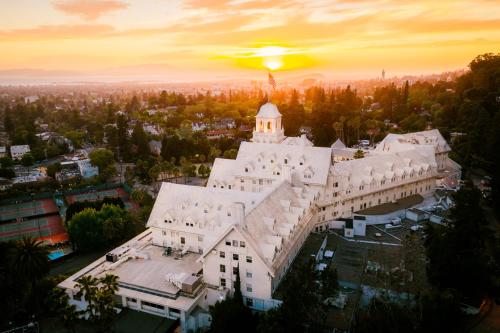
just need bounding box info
[230,202,245,225]
[281,164,292,183]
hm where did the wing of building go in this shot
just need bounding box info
[59,102,460,333]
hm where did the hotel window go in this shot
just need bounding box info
[233,254,239,260]
[246,284,253,292]
[220,264,226,273]
[220,278,226,287]
[246,298,253,307]
[246,256,252,263]
[228,185,232,189]
[284,158,288,164]
[162,230,166,236]
[198,235,203,241]
[245,167,248,172]
[240,241,246,248]
[142,301,164,310]
[240,179,244,183]
[126,297,137,303]
[225,240,231,246]
[180,237,185,244]
[220,251,225,258]
[232,240,238,246]
[246,271,252,278]
[233,267,238,275]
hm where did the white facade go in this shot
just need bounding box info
[10,145,30,160]
[59,103,459,333]
[0,146,6,158]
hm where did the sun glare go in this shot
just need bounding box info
[263,58,283,71]
[226,45,314,71]
[254,46,288,57]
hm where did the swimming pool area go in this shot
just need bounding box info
[48,249,65,261]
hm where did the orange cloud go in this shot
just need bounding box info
[0,24,115,41]
[52,0,128,20]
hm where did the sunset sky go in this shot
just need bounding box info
[1,0,499,82]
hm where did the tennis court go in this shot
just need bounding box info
[65,186,138,210]
[0,214,67,243]
[0,198,59,222]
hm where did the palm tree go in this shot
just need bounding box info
[9,237,49,285]
[99,273,119,294]
[75,275,98,320]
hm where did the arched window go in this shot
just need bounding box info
[267,121,272,130]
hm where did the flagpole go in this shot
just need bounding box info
[267,70,270,103]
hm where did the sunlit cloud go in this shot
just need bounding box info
[0,0,499,79]
[52,0,128,20]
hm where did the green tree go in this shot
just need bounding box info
[20,152,35,166]
[9,237,49,286]
[223,148,238,159]
[75,274,120,331]
[0,156,13,168]
[47,162,62,178]
[131,122,149,158]
[89,148,115,181]
[209,267,256,333]
[48,287,79,333]
[354,150,364,159]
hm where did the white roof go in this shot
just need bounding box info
[207,158,237,187]
[233,141,331,186]
[200,181,319,274]
[256,103,281,118]
[332,146,437,188]
[10,145,30,153]
[375,129,451,154]
[282,135,313,147]
[147,182,268,250]
[331,139,346,149]
[148,180,318,275]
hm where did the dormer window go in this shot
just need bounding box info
[284,158,288,164]
[245,167,248,172]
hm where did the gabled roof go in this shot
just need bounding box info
[206,158,237,187]
[200,181,319,276]
[375,129,451,153]
[332,146,437,187]
[233,141,331,186]
[282,135,313,147]
[331,138,346,149]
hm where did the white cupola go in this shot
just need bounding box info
[252,103,285,144]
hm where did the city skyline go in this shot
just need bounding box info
[1,0,499,83]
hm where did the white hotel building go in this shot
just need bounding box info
[60,103,460,332]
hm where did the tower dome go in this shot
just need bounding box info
[257,103,281,118]
[252,102,285,144]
